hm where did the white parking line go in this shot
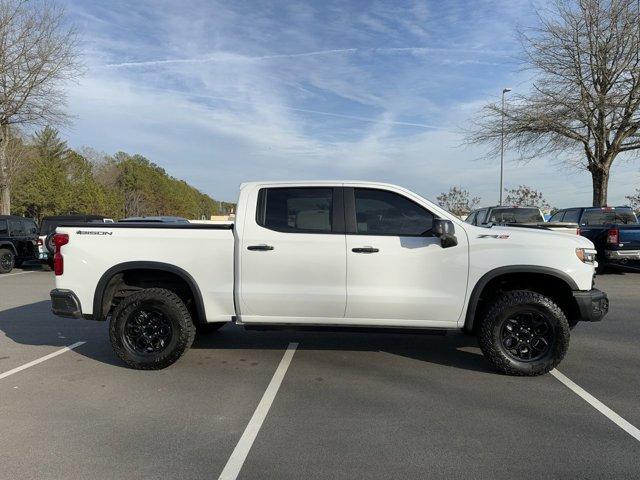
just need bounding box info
[0,271,37,278]
[0,342,86,381]
[551,369,640,442]
[218,342,299,480]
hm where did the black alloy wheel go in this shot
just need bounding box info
[0,249,14,273]
[123,306,173,355]
[500,311,554,362]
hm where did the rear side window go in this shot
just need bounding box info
[0,220,7,235]
[354,188,433,236]
[581,209,638,225]
[258,187,333,233]
[9,220,25,236]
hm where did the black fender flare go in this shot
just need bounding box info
[463,265,579,333]
[0,242,17,255]
[92,261,206,322]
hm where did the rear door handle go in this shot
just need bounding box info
[247,244,274,251]
[352,246,379,253]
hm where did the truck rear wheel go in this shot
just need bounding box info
[109,288,196,370]
[478,290,570,376]
[0,249,15,274]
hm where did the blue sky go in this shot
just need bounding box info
[60,0,639,206]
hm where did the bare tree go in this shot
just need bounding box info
[0,0,81,214]
[123,189,145,217]
[504,185,552,211]
[436,186,481,217]
[468,0,640,206]
[626,188,640,211]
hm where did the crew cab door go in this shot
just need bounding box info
[238,186,346,322]
[344,187,468,326]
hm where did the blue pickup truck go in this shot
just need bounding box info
[549,206,640,271]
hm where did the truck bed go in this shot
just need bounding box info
[54,222,236,321]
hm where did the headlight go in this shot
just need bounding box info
[576,248,597,264]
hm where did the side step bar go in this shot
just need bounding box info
[241,324,447,336]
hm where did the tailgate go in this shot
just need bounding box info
[618,227,640,249]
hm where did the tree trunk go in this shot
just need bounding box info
[0,129,10,215]
[0,184,9,215]
[591,166,609,206]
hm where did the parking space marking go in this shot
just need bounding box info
[551,369,640,442]
[0,271,37,278]
[0,342,86,381]
[218,342,299,480]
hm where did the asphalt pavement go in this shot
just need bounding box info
[1,265,639,480]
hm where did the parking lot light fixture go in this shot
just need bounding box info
[500,87,512,206]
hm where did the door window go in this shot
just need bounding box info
[353,188,434,236]
[0,220,7,235]
[465,211,477,224]
[258,187,334,233]
[476,209,488,225]
[548,211,565,222]
[562,209,580,223]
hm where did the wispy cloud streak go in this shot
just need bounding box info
[104,46,511,68]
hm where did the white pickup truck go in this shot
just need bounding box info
[50,181,608,376]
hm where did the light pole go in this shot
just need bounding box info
[499,87,511,206]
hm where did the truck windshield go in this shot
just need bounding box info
[580,209,638,225]
[487,208,542,224]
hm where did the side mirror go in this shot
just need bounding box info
[433,218,458,248]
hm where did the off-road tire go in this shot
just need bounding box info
[0,249,15,274]
[109,288,196,370]
[478,290,570,376]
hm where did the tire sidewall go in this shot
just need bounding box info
[109,289,194,369]
[480,291,570,376]
[0,249,15,274]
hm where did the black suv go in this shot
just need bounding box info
[0,215,39,273]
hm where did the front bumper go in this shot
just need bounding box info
[50,289,83,319]
[572,288,609,322]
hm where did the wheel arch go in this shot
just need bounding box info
[464,265,580,333]
[0,242,17,255]
[93,261,206,323]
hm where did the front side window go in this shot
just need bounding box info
[548,211,565,222]
[258,187,333,233]
[465,211,477,224]
[562,209,580,223]
[0,220,7,235]
[476,209,488,225]
[354,188,434,236]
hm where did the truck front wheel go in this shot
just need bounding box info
[109,288,196,370]
[478,290,570,376]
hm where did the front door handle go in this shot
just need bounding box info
[247,244,274,251]
[352,246,379,253]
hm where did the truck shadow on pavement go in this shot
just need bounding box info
[0,300,493,374]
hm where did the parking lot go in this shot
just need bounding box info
[1,266,639,480]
